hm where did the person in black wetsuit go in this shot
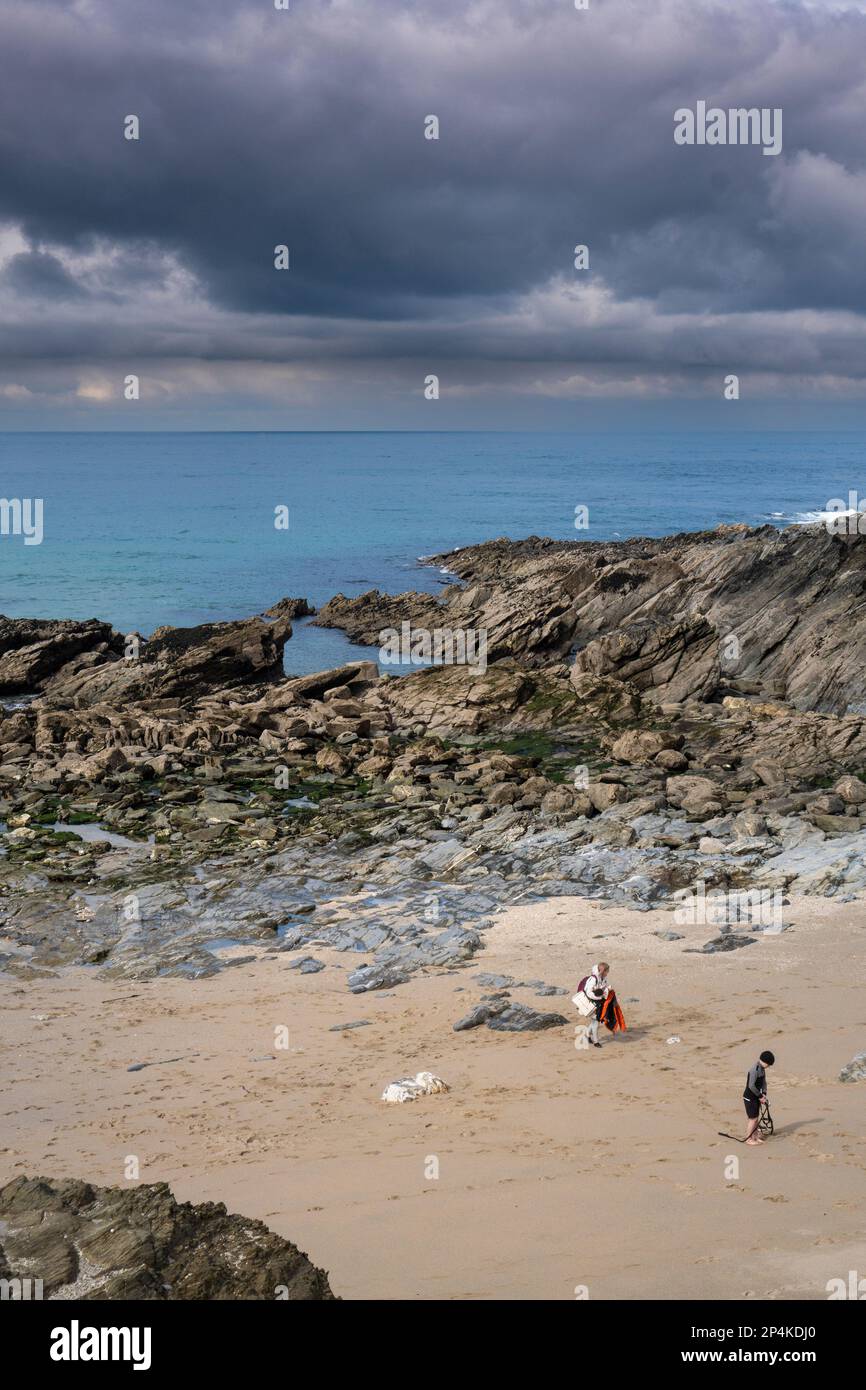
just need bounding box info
[743,1050,775,1144]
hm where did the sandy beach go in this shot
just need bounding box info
[2,893,864,1301]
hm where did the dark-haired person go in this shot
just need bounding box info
[743,1050,775,1145]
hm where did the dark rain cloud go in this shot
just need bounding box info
[0,0,865,399]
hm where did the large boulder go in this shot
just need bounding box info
[0,616,120,694]
[0,1176,336,1299]
[835,775,866,807]
[610,729,683,763]
[43,614,293,706]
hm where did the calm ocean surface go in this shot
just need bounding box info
[0,431,862,675]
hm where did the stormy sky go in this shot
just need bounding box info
[1,0,866,428]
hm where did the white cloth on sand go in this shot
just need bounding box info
[382,1071,449,1104]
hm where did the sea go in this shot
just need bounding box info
[0,430,862,676]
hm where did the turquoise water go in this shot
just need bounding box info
[0,431,862,675]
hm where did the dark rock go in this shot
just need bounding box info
[454,999,568,1032]
[0,1176,335,1299]
[690,934,757,953]
[0,616,120,695]
[453,1001,508,1031]
[264,597,315,620]
[286,955,325,974]
[487,1003,569,1032]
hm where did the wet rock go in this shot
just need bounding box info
[347,963,411,993]
[286,955,325,974]
[691,934,757,953]
[487,1002,569,1032]
[347,924,482,993]
[454,1001,507,1030]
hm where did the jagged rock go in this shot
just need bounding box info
[0,1176,335,1299]
[6,522,866,992]
[692,934,757,953]
[570,672,642,721]
[43,613,293,707]
[487,783,520,806]
[379,661,580,737]
[0,616,120,694]
[839,1051,866,1083]
[454,999,567,1032]
[286,955,325,973]
[486,1002,569,1031]
[280,661,379,702]
[454,1000,508,1030]
[573,617,719,705]
[423,525,866,716]
[264,597,315,620]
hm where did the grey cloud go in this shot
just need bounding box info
[0,0,865,413]
[5,250,88,300]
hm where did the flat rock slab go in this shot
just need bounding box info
[286,955,325,973]
[454,1000,568,1032]
[686,934,757,954]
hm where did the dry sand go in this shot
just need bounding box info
[2,894,864,1300]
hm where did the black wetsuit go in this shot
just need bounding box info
[743,1062,766,1119]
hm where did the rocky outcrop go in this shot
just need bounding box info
[572,616,719,704]
[378,661,582,736]
[0,617,120,694]
[0,1176,336,1299]
[43,612,293,707]
[4,524,866,989]
[0,603,308,707]
[263,597,315,620]
[398,524,866,715]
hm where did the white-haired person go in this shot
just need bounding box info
[573,961,610,1048]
